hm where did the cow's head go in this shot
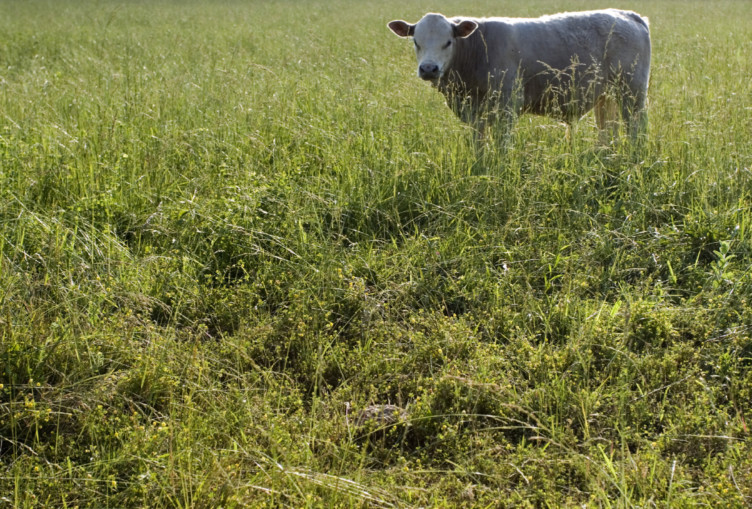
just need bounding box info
[388,13,478,81]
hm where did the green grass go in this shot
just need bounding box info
[1,0,751,506]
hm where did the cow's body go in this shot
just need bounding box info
[388,10,651,141]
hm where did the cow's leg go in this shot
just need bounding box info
[595,95,620,145]
[484,103,516,142]
[450,95,487,140]
[623,89,648,142]
[485,83,521,144]
[458,91,514,145]
[610,73,649,144]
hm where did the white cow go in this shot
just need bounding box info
[388,10,651,142]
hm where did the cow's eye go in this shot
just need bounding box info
[443,40,452,48]
[414,40,420,51]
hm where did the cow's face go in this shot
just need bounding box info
[388,13,477,81]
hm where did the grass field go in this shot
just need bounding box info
[1,0,751,506]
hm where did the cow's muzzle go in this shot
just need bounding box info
[418,63,441,80]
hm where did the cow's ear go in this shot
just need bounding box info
[453,20,478,38]
[388,20,415,38]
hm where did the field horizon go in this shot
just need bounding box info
[2,1,751,507]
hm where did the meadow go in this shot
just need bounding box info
[1,0,751,506]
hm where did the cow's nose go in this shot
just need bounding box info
[419,63,440,80]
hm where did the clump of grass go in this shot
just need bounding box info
[2,0,752,507]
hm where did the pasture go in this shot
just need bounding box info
[1,0,751,506]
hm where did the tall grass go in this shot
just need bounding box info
[1,0,751,506]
